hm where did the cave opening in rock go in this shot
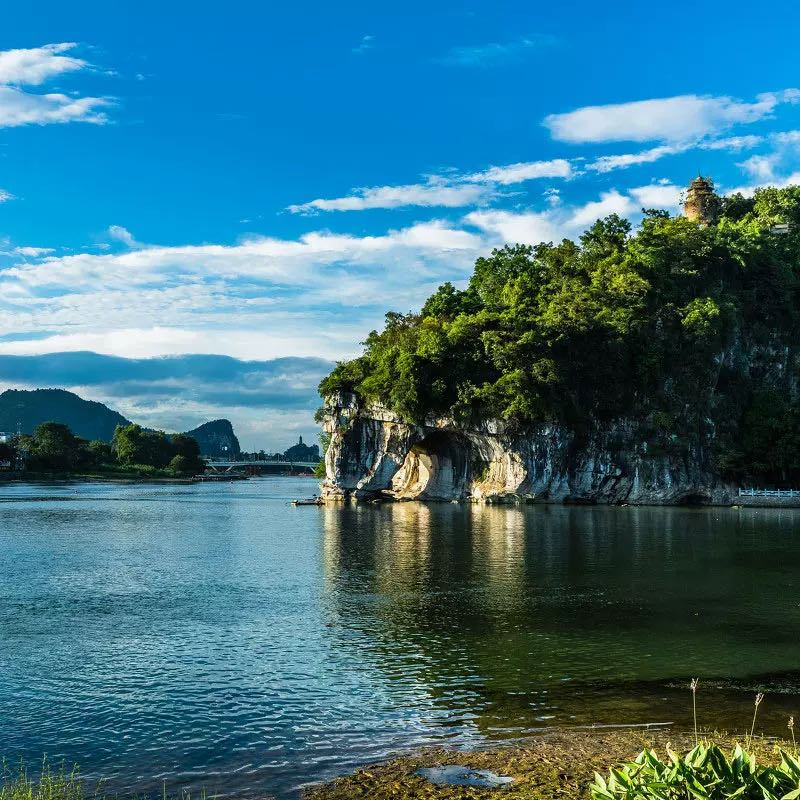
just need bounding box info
[390,430,471,500]
[677,492,711,506]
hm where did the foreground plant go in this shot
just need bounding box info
[0,760,86,800]
[591,742,800,800]
[0,760,208,800]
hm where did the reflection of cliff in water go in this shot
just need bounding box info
[321,504,800,737]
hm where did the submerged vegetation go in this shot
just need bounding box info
[321,185,800,485]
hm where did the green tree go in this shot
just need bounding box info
[30,422,79,470]
[87,439,112,467]
[169,433,205,474]
[112,424,172,468]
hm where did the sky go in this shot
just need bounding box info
[1,0,799,449]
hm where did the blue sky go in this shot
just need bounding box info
[1,0,800,447]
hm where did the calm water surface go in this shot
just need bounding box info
[2,478,800,798]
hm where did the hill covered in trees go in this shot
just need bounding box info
[0,388,241,456]
[0,388,130,442]
[321,184,800,487]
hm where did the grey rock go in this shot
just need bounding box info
[319,392,735,505]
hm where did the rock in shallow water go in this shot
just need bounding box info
[416,765,515,788]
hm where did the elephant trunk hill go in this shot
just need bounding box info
[319,180,800,504]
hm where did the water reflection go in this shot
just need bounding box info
[322,503,800,735]
[3,483,800,800]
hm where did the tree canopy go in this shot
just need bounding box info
[320,186,800,485]
[8,422,206,476]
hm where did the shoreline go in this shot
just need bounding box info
[303,727,790,799]
[0,474,199,485]
[318,495,800,510]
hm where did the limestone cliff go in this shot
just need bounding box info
[320,392,735,505]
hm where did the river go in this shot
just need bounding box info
[1,478,800,798]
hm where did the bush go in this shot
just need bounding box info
[168,455,195,475]
[591,743,800,800]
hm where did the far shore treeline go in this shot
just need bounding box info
[0,422,206,477]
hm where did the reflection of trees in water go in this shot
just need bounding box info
[320,504,800,734]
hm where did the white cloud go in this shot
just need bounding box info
[0,43,88,85]
[289,159,573,213]
[466,188,646,245]
[703,134,763,151]
[0,43,111,128]
[288,181,493,214]
[587,135,763,173]
[588,144,683,173]
[0,189,13,203]
[12,246,54,256]
[0,86,110,128]
[0,327,358,361]
[465,208,563,245]
[462,158,572,184]
[544,90,800,144]
[569,190,636,226]
[629,182,682,210]
[108,225,139,247]
[737,154,779,181]
[727,128,800,193]
[724,171,800,198]
[0,220,486,362]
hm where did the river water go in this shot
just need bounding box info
[2,478,800,798]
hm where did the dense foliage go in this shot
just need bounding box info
[591,742,800,800]
[8,421,206,475]
[320,186,800,484]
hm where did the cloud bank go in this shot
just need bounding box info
[0,43,111,129]
[545,90,800,144]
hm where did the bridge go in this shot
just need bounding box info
[205,459,319,475]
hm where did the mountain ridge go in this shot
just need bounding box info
[0,388,241,457]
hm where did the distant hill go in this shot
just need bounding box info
[183,419,241,458]
[283,435,319,461]
[0,388,241,456]
[0,388,131,442]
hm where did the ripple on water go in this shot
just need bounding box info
[3,482,800,797]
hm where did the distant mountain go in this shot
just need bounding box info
[0,388,131,442]
[181,419,241,457]
[0,388,241,456]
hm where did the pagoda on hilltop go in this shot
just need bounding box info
[683,175,721,225]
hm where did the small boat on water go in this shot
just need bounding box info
[292,496,324,506]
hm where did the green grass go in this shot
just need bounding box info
[1,760,89,800]
[0,760,207,800]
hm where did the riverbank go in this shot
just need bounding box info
[0,471,198,484]
[304,728,789,799]
[319,495,800,509]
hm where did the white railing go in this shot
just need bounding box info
[739,488,800,497]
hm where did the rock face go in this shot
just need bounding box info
[184,419,241,458]
[320,392,736,505]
